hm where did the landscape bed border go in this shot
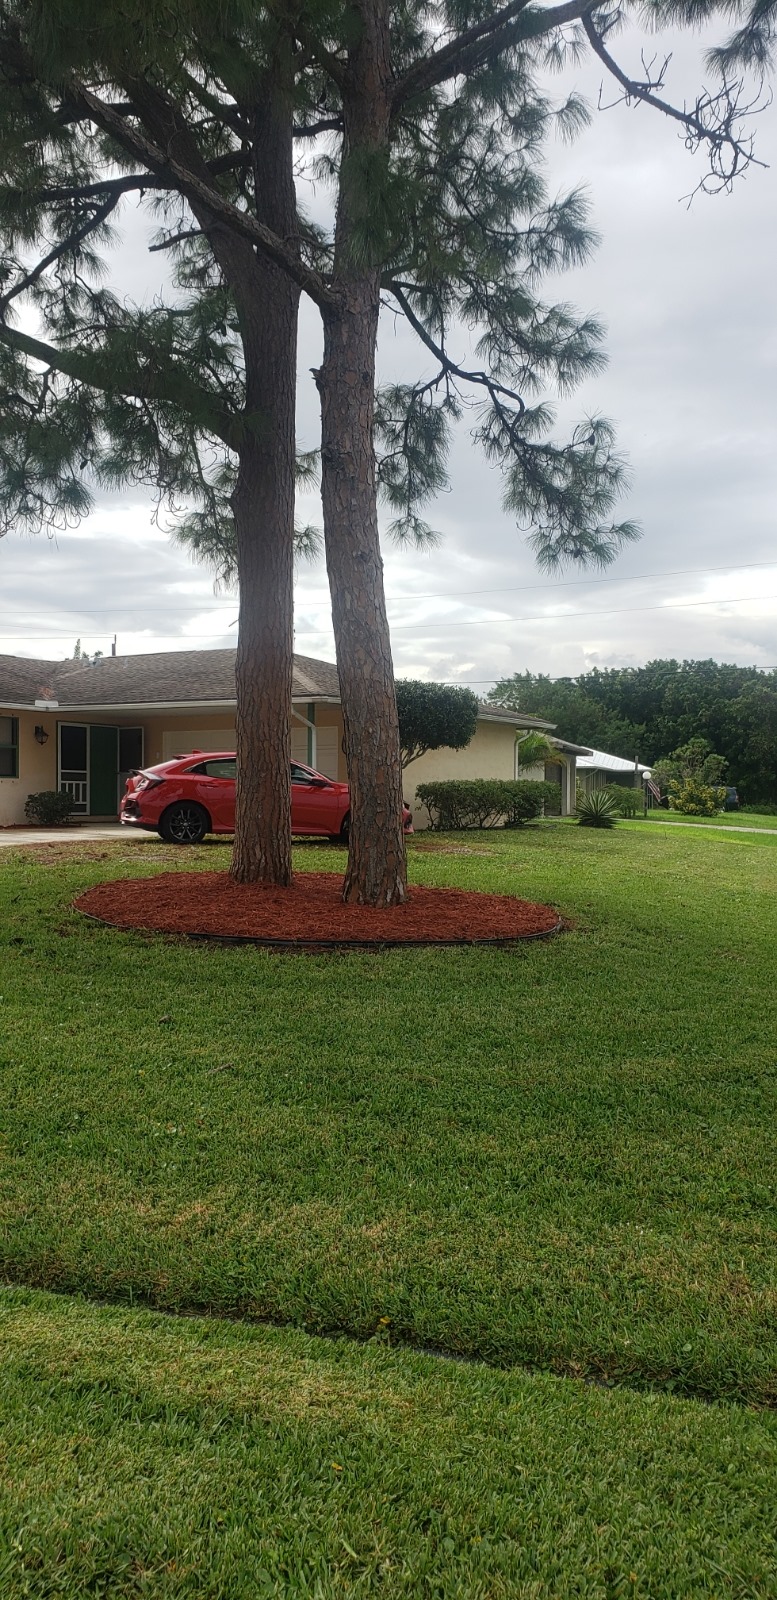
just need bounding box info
[75,906,565,952]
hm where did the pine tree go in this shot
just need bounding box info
[0,1,309,885]
[0,0,769,901]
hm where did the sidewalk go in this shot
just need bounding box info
[643,818,777,836]
[0,825,154,848]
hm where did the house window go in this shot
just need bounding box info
[0,716,19,778]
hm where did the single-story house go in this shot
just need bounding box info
[576,748,652,792]
[0,647,588,827]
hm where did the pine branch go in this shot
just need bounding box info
[392,0,592,108]
[66,82,338,307]
[291,23,349,92]
[2,153,250,208]
[387,281,527,413]
[147,227,203,254]
[293,116,344,138]
[0,194,119,313]
[0,323,237,447]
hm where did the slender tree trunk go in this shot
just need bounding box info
[318,0,407,906]
[320,285,407,905]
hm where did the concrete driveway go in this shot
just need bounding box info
[0,824,155,848]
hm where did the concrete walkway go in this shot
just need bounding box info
[643,818,777,836]
[0,824,155,848]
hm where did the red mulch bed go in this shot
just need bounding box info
[74,871,561,949]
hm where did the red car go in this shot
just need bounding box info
[120,751,413,845]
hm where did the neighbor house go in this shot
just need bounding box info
[0,648,588,827]
[576,748,652,793]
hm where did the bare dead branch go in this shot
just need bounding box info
[582,12,768,194]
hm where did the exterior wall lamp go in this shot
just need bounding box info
[34,725,49,745]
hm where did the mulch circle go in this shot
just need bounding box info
[74,871,562,950]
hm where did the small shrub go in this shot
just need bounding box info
[24,789,73,826]
[668,779,726,816]
[415,778,561,830]
[740,801,777,815]
[609,785,642,818]
[577,789,619,828]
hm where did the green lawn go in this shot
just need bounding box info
[2,1285,776,1598]
[1,825,776,1406]
[2,825,776,1594]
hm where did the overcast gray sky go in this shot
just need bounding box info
[2,22,775,687]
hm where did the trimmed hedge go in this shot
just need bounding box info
[415,778,561,830]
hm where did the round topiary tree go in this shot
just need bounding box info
[396,681,480,770]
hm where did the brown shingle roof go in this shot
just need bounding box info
[1,648,555,731]
[0,654,62,704]
[1,649,340,708]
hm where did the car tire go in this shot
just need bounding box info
[329,812,350,846]
[159,802,210,845]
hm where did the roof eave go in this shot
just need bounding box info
[477,711,555,730]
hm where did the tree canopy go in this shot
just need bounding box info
[2,0,768,559]
[489,660,777,800]
[396,679,480,766]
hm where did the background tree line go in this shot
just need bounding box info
[489,659,777,801]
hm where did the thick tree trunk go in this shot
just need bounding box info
[229,72,300,885]
[120,63,300,887]
[318,0,407,907]
[230,371,296,885]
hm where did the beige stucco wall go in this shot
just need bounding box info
[0,709,57,826]
[1,699,563,828]
[0,702,348,826]
[404,720,519,827]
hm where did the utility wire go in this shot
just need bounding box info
[3,588,777,644]
[2,558,777,621]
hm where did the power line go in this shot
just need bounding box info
[315,558,777,609]
[3,588,777,646]
[347,590,777,633]
[2,557,777,622]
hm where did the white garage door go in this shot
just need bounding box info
[314,726,340,779]
[163,724,341,779]
[162,730,234,759]
[291,723,340,779]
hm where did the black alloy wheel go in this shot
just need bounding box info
[159,802,210,845]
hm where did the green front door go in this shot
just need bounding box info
[89,725,119,815]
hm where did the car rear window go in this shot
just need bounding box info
[190,758,237,779]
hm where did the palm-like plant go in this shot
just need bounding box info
[576,788,619,828]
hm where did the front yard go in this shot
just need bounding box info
[1,822,776,1593]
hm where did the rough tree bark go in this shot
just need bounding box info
[230,69,300,885]
[118,63,300,885]
[230,311,296,887]
[318,0,408,906]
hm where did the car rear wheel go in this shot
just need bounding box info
[159,801,210,845]
[328,811,350,845]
